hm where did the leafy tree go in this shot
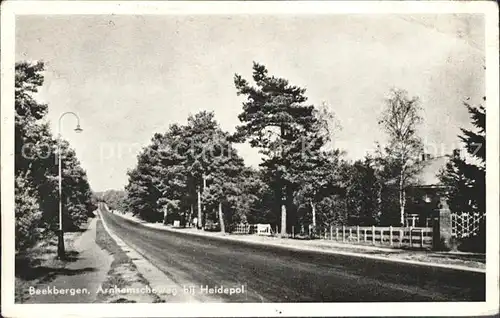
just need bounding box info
[15,174,42,252]
[155,126,190,224]
[98,189,128,212]
[242,169,276,226]
[43,141,94,230]
[293,149,343,229]
[126,136,164,222]
[182,112,230,228]
[15,60,95,251]
[378,88,424,225]
[201,138,245,232]
[125,111,247,229]
[233,62,327,234]
[343,157,381,226]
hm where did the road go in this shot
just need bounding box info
[101,209,485,302]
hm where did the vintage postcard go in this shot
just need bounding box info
[1,1,499,317]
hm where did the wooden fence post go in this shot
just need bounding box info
[330,225,333,240]
[389,226,393,246]
[409,226,413,247]
[364,229,367,242]
[292,226,294,238]
[342,225,345,242]
[336,227,339,241]
[372,225,375,245]
[380,228,384,243]
[420,228,424,248]
[348,228,352,240]
[357,226,360,242]
[399,228,403,246]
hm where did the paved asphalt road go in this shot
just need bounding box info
[101,209,485,302]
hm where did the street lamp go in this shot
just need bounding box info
[57,111,83,259]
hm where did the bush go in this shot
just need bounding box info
[15,175,42,252]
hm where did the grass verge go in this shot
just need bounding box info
[95,219,162,303]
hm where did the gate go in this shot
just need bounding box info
[451,212,485,238]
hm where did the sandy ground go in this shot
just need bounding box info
[19,218,113,303]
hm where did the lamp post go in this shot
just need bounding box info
[57,111,83,259]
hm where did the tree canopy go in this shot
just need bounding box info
[15,61,95,252]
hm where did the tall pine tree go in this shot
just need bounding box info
[439,99,486,215]
[233,62,325,234]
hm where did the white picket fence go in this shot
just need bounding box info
[299,225,433,248]
[232,223,272,235]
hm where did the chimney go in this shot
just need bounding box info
[421,153,426,161]
[426,153,432,161]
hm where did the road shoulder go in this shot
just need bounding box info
[98,208,199,302]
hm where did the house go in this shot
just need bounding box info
[405,154,449,227]
[381,153,449,227]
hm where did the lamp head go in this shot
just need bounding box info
[74,124,83,133]
[423,194,432,203]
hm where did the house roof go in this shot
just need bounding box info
[414,156,448,187]
[383,155,449,188]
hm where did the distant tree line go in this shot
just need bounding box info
[15,61,96,253]
[95,189,127,212]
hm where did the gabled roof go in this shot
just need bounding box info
[414,156,448,187]
[383,155,449,188]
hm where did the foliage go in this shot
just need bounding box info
[15,174,42,252]
[438,100,486,252]
[15,60,95,252]
[377,88,424,225]
[233,62,332,233]
[439,100,486,214]
[96,189,128,212]
[125,111,247,227]
[343,157,382,226]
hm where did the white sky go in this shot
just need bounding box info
[15,14,485,192]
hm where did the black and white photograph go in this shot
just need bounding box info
[1,1,499,317]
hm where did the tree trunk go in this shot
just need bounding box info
[197,188,202,229]
[190,204,194,227]
[376,184,382,224]
[310,201,316,228]
[218,202,225,234]
[163,206,168,225]
[281,203,287,237]
[399,170,405,226]
[279,125,287,237]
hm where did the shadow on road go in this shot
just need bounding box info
[15,250,97,284]
[17,264,97,283]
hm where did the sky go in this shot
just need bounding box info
[15,14,485,192]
